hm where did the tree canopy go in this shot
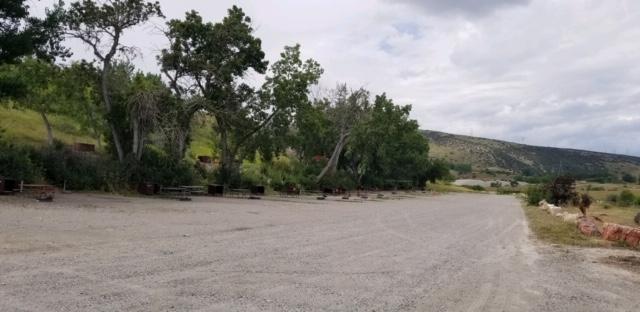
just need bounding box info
[0,2,448,191]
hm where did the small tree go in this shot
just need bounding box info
[546,176,576,206]
[577,193,592,216]
[3,58,66,145]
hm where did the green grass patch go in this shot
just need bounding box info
[185,113,217,162]
[0,106,98,147]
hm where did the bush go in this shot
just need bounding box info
[606,194,618,203]
[547,176,576,205]
[619,190,636,207]
[317,170,356,190]
[240,156,270,187]
[622,173,637,184]
[130,147,196,187]
[40,144,128,191]
[450,163,472,174]
[0,140,41,183]
[526,185,547,205]
[461,185,485,191]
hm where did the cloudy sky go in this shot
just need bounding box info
[32,0,640,155]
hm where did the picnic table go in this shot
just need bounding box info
[229,188,250,198]
[180,185,206,196]
[19,183,56,201]
[280,186,300,197]
[160,186,191,201]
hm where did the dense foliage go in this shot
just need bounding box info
[0,0,449,191]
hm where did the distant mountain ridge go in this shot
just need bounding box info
[422,130,640,179]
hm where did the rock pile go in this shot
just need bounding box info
[602,223,640,249]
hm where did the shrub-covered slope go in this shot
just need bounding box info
[423,130,640,179]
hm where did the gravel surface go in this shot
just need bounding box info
[0,193,638,311]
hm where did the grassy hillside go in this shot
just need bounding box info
[0,106,99,147]
[424,130,640,180]
[0,107,215,162]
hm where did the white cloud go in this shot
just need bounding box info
[31,0,640,155]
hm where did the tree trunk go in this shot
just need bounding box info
[132,118,140,160]
[218,127,242,186]
[94,129,102,149]
[40,111,54,146]
[316,132,349,182]
[100,61,125,162]
[137,137,144,161]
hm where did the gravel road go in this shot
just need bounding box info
[1,193,638,311]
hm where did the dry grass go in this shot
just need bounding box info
[522,203,605,247]
[523,199,639,247]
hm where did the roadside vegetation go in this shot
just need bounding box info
[522,179,640,247]
[0,0,450,193]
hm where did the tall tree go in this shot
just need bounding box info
[159,7,267,181]
[0,0,68,98]
[63,0,163,162]
[127,72,170,160]
[346,94,430,187]
[290,98,336,161]
[316,85,370,182]
[59,61,105,148]
[0,0,68,64]
[160,7,321,184]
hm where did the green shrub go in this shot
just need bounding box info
[317,170,356,190]
[606,193,618,203]
[450,163,472,174]
[131,148,196,187]
[241,159,268,187]
[622,173,637,184]
[0,140,41,182]
[40,144,128,191]
[618,190,636,207]
[525,185,547,205]
[462,185,485,191]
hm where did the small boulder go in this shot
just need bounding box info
[577,217,600,237]
[602,223,625,241]
[625,228,640,248]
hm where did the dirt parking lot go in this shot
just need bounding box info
[1,193,639,311]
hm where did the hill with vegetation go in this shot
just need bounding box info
[5,105,639,184]
[423,130,640,182]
